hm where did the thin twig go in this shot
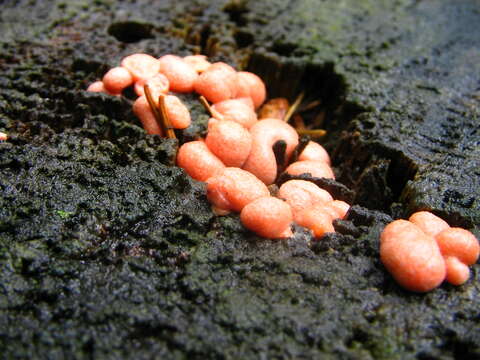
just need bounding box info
[158,95,176,139]
[299,99,322,112]
[296,129,327,138]
[284,92,304,123]
[199,96,224,120]
[144,85,176,139]
[144,84,165,137]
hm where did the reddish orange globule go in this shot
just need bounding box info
[177,141,225,182]
[240,197,293,239]
[242,118,299,185]
[121,53,161,81]
[206,167,270,213]
[158,54,198,93]
[380,220,446,293]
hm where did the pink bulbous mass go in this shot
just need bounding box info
[380,220,446,292]
[278,180,333,214]
[194,62,237,103]
[183,55,212,73]
[163,95,191,129]
[212,99,258,129]
[240,197,293,238]
[242,118,299,185]
[236,71,266,109]
[205,119,252,167]
[206,167,270,214]
[158,54,198,93]
[177,141,225,182]
[298,141,331,165]
[285,160,335,180]
[409,211,450,238]
[132,96,163,136]
[121,53,161,81]
[294,204,335,238]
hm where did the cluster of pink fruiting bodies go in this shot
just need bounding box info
[88,53,344,239]
[381,211,479,292]
[88,53,478,292]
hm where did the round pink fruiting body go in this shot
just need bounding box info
[236,71,267,109]
[163,95,191,129]
[206,167,270,213]
[409,211,450,238]
[240,197,293,238]
[121,53,161,81]
[102,66,133,94]
[183,55,212,73]
[298,141,331,165]
[330,200,350,219]
[205,119,252,167]
[435,227,479,266]
[158,54,198,93]
[132,95,163,135]
[194,62,237,103]
[234,97,255,110]
[278,180,333,214]
[242,118,299,185]
[211,99,258,129]
[176,141,225,182]
[380,220,446,292]
[87,81,107,93]
[285,160,335,180]
[444,256,470,285]
[294,204,335,238]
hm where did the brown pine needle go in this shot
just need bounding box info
[293,114,306,130]
[299,99,322,112]
[199,96,224,120]
[284,92,304,123]
[296,129,327,138]
[158,95,176,139]
[144,84,165,137]
[144,85,175,139]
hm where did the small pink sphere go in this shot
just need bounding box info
[102,66,133,94]
[194,63,237,103]
[294,204,335,238]
[176,141,225,182]
[158,54,198,93]
[163,95,191,129]
[205,119,252,167]
[298,141,331,165]
[206,167,270,213]
[236,71,266,109]
[121,53,161,81]
[212,99,258,129]
[444,256,470,286]
[240,197,293,239]
[184,55,212,73]
[435,227,479,266]
[87,81,106,93]
[285,160,335,180]
[409,211,450,238]
[278,180,333,214]
[242,118,299,185]
[132,96,163,135]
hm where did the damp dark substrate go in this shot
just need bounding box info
[0,1,479,359]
